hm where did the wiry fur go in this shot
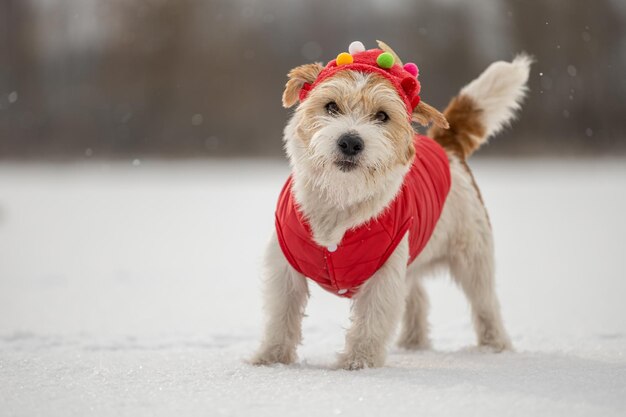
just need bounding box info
[284,71,413,245]
[252,54,530,369]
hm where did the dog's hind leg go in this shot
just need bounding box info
[336,236,408,370]
[397,273,431,350]
[251,232,309,366]
[450,230,512,352]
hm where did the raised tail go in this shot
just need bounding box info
[429,55,532,158]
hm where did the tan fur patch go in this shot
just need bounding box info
[428,95,486,159]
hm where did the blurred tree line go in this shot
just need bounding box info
[1,0,625,159]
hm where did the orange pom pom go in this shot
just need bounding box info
[336,52,353,66]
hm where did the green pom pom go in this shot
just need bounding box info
[376,52,394,69]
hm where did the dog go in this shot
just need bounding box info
[252,40,531,370]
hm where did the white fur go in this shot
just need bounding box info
[252,58,525,369]
[288,111,400,209]
[461,54,532,140]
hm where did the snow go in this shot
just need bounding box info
[1,159,625,416]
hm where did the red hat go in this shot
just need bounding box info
[299,41,421,117]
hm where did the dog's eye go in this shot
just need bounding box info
[374,111,389,123]
[325,101,340,116]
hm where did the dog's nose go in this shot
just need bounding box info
[337,133,364,157]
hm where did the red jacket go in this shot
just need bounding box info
[275,135,451,298]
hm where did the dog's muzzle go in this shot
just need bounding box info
[335,132,363,172]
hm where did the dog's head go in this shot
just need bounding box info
[282,41,448,207]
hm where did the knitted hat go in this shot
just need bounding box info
[299,41,421,117]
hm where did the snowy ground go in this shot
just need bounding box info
[1,158,625,416]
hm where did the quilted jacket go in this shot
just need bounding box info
[275,135,451,298]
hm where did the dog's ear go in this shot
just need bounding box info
[282,63,324,108]
[376,40,403,66]
[412,101,449,129]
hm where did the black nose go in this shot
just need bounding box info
[337,133,364,157]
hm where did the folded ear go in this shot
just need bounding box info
[412,101,449,129]
[282,63,324,108]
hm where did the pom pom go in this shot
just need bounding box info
[376,52,394,69]
[336,52,354,66]
[348,41,365,55]
[403,62,419,77]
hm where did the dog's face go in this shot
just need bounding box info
[283,64,416,207]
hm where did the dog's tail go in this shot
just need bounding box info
[429,55,532,158]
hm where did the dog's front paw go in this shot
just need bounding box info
[335,351,384,371]
[250,345,297,366]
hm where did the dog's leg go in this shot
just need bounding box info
[336,236,408,370]
[251,232,309,365]
[397,274,431,350]
[450,234,512,352]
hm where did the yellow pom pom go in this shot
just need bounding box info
[336,52,353,66]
